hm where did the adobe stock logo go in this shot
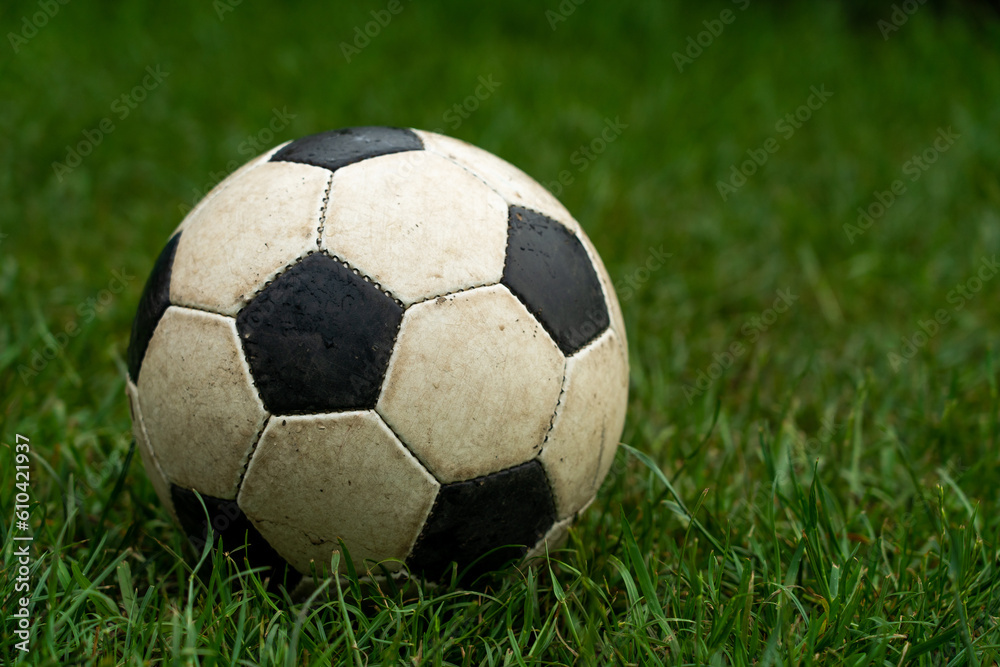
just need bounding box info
[716,85,833,201]
[683,288,799,404]
[178,107,297,217]
[214,0,243,20]
[878,0,928,40]
[887,255,998,372]
[51,65,170,182]
[438,76,502,131]
[17,268,136,384]
[844,127,959,244]
[545,0,586,30]
[613,246,672,302]
[543,117,628,197]
[7,0,70,54]
[340,0,407,63]
[672,0,751,73]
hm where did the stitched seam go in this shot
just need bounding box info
[452,459,547,488]
[373,408,442,486]
[373,411,441,567]
[421,145,582,238]
[578,233,617,323]
[128,383,176,516]
[316,248,405,309]
[233,414,271,502]
[234,249,317,318]
[230,303,273,500]
[406,280,502,307]
[230,249,401,419]
[167,301,238,319]
[316,172,334,248]
[404,459,558,570]
[271,147,422,176]
[536,357,568,457]
[421,147,509,204]
[569,325,613,359]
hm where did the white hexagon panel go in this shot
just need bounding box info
[125,126,628,590]
[238,411,439,575]
[136,306,267,499]
[539,328,630,519]
[126,380,176,521]
[170,161,330,316]
[377,284,565,483]
[321,150,509,306]
[414,129,579,235]
[175,142,289,233]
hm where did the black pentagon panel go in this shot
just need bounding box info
[127,232,182,383]
[237,253,403,414]
[170,485,302,593]
[502,206,609,356]
[407,460,556,584]
[270,126,424,173]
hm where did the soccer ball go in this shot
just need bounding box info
[125,126,628,589]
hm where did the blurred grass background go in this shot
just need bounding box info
[2,0,1000,664]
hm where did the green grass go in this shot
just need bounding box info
[3,0,1000,664]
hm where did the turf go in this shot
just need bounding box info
[3,0,1000,664]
